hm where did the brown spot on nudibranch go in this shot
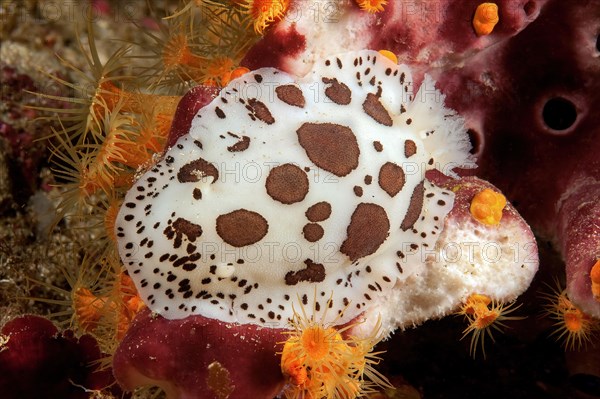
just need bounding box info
[306,202,332,222]
[303,223,324,242]
[404,140,417,158]
[164,218,203,249]
[341,203,390,261]
[178,158,219,183]
[363,93,393,126]
[266,163,309,204]
[192,188,202,200]
[216,209,268,247]
[215,107,226,119]
[296,123,360,177]
[400,181,425,231]
[227,136,251,152]
[373,141,383,152]
[275,84,305,108]
[322,77,352,105]
[284,259,326,285]
[378,162,405,197]
[246,98,275,124]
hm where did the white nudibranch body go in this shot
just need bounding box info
[115,50,474,331]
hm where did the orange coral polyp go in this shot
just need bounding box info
[355,0,388,13]
[564,311,584,333]
[79,159,126,198]
[378,49,398,64]
[473,3,500,36]
[116,114,170,168]
[78,167,103,196]
[234,0,289,34]
[459,294,522,358]
[72,271,145,342]
[542,285,599,350]
[283,358,308,386]
[591,260,600,302]
[162,34,199,70]
[116,273,146,340]
[461,293,492,315]
[474,309,500,329]
[96,81,181,117]
[302,326,332,360]
[114,129,163,169]
[470,188,507,225]
[201,60,251,87]
[98,127,135,167]
[74,287,108,331]
[104,200,121,244]
[228,66,251,82]
[76,91,174,199]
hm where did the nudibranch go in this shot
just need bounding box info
[115,50,537,336]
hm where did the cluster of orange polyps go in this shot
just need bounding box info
[280,300,392,399]
[74,272,146,343]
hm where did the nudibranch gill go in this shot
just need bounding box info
[114,50,532,333]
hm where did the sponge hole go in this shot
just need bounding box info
[542,97,577,131]
[523,1,536,16]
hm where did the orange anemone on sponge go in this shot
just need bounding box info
[234,0,290,34]
[469,188,507,225]
[378,49,398,64]
[459,294,522,358]
[591,260,600,302]
[279,295,392,399]
[355,0,388,13]
[542,284,600,350]
[473,3,500,36]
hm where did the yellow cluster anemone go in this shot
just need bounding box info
[33,25,181,222]
[74,271,145,342]
[280,297,392,399]
[131,0,259,89]
[48,92,177,223]
[28,21,182,362]
[26,249,143,354]
[458,294,523,358]
[541,282,599,351]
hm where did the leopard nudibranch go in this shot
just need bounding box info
[115,50,537,334]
